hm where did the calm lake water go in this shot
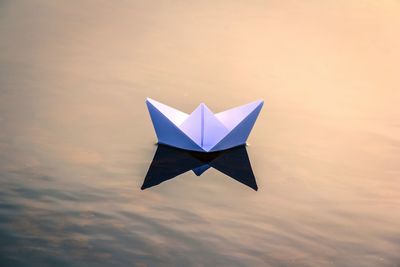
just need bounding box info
[1,1,400,266]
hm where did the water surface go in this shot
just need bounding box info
[1,1,400,266]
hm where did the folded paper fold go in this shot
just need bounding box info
[146,98,263,152]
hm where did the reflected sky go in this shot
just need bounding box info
[1,0,400,266]
[142,145,258,190]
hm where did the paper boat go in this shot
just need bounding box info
[146,98,263,152]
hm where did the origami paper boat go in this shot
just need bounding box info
[146,98,263,152]
[142,144,258,190]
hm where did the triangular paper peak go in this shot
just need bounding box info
[146,98,263,152]
[215,100,264,131]
[202,104,229,151]
[146,100,203,151]
[179,103,204,145]
[146,98,188,126]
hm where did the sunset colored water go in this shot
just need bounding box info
[1,1,399,266]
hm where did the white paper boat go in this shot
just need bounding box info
[146,98,263,152]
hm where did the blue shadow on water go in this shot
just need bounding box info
[142,145,258,190]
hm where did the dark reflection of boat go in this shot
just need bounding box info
[142,145,258,190]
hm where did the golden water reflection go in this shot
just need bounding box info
[0,0,399,266]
